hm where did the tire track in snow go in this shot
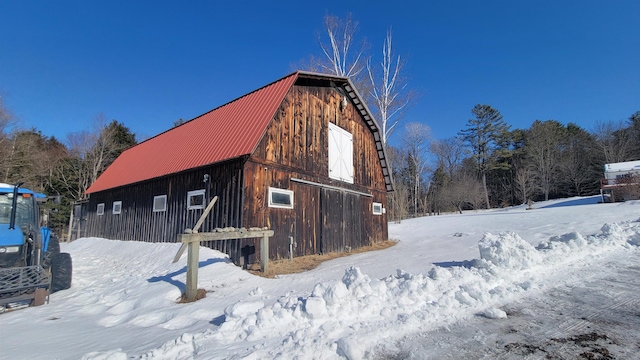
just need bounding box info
[374,250,640,360]
[546,264,640,339]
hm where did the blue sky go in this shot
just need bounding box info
[0,1,638,146]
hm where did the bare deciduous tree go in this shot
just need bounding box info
[402,122,431,216]
[318,13,367,78]
[558,124,598,196]
[593,120,634,163]
[60,114,136,200]
[431,137,465,178]
[514,167,535,204]
[367,29,414,145]
[389,180,410,223]
[0,97,14,133]
[526,120,565,201]
[0,97,17,178]
[443,174,485,214]
[304,15,415,145]
[385,146,410,222]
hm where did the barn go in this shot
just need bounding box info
[83,71,393,265]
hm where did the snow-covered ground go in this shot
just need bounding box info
[2,196,640,359]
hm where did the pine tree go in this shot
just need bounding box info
[458,104,510,208]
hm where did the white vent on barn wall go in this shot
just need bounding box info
[328,122,354,184]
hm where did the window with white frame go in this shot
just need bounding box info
[112,201,122,215]
[97,203,105,216]
[187,190,205,210]
[328,122,354,184]
[372,202,383,215]
[268,187,294,209]
[153,195,167,212]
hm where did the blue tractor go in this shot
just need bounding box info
[0,183,72,309]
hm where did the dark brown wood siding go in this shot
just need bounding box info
[84,159,251,262]
[245,83,389,261]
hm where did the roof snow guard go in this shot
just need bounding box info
[86,71,393,194]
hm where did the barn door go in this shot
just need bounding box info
[320,188,363,254]
[293,182,320,256]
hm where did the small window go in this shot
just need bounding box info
[153,195,167,212]
[97,203,105,216]
[372,202,383,215]
[187,190,206,210]
[268,187,294,209]
[113,201,122,215]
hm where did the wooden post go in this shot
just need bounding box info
[66,207,74,242]
[261,234,269,273]
[185,240,200,302]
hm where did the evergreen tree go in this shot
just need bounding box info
[458,104,510,208]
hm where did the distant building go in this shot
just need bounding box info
[600,160,640,202]
[79,71,393,265]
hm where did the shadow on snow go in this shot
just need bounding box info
[147,257,231,292]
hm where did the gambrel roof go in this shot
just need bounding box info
[86,71,392,194]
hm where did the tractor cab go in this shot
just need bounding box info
[0,183,71,310]
[0,183,49,268]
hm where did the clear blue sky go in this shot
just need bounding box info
[0,1,638,146]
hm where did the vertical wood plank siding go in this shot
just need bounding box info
[245,83,389,261]
[85,159,248,262]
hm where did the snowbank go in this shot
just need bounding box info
[148,221,640,359]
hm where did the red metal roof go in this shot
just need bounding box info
[86,72,298,194]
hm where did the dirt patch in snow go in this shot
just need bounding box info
[177,288,207,303]
[247,240,397,278]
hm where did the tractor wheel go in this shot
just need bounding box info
[42,234,60,269]
[51,252,72,293]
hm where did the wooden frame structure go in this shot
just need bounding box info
[171,196,274,302]
[178,228,273,301]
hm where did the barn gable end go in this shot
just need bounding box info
[244,76,389,260]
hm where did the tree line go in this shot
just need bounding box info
[0,99,137,236]
[4,95,636,233]
[388,105,640,220]
[304,13,640,219]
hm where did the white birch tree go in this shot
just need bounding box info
[402,122,431,215]
[306,15,415,146]
[367,29,413,145]
[318,13,367,78]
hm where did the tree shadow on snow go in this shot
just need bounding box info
[147,257,231,292]
[539,196,601,209]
